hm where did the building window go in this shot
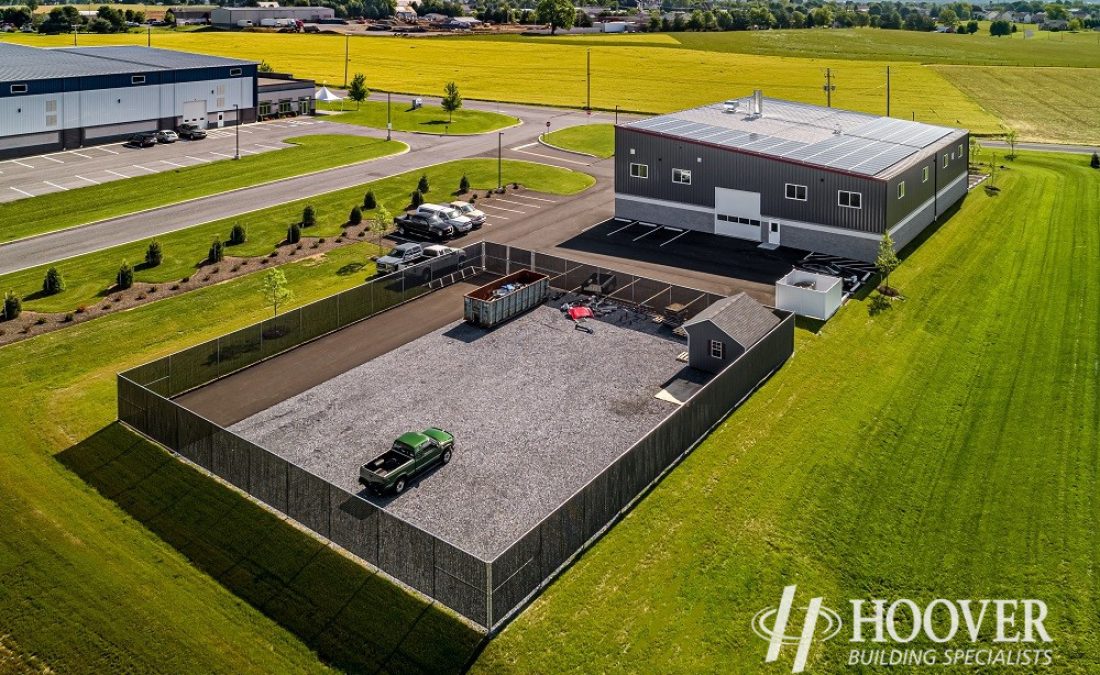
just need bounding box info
[45,99,57,113]
[45,115,57,127]
[258,100,272,117]
[897,181,906,199]
[770,222,779,233]
[709,340,725,360]
[838,190,862,209]
[131,75,146,85]
[942,154,949,168]
[922,166,929,183]
[672,168,692,185]
[229,67,243,77]
[10,84,27,94]
[785,183,807,201]
[958,144,963,156]
[629,163,648,179]
[279,99,292,114]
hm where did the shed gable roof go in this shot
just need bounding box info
[684,293,781,349]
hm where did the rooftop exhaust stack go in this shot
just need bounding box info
[752,89,763,117]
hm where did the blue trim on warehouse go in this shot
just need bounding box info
[1,65,259,99]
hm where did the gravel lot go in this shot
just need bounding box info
[231,303,687,559]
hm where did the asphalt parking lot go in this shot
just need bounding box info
[228,303,687,559]
[0,118,324,204]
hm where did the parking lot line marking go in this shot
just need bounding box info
[632,226,661,242]
[185,155,209,163]
[131,164,157,173]
[96,146,119,155]
[74,175,100,185]
[104,169,130,179]
[512,148,591,166]
[659,229,690,247]
[43,180,69,191]
[509,194,555,203]
[160,159,186,168]
[9,186,34,198]
[209,151,234,159]
[9,159,34,169]
[511,142,537,150]
[41,155,65,164]
[237,148,258,155]
[606,220,638,236]
[254,143,281,150]
[478,203,525,214]
[67,151,92,159]
[486,214,510,221]
[493,198,539,209]
[237,128,253,134]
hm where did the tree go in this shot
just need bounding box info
[441,81,462,122]
[966,19,979,33]
[229,223,247,246]
[164,9,176,25]
[371,205,392,247]
[207,238,224,264]
[417,173,430,194]
[145,240,163,268]
[347,73,368,109]
[349,205,363,226]
[939,8,958,27]
[987,153,1000,189]
[3,290,21,321]
[1090,152,1099,169]
[363,190,377,209]
[257,60,274,73]
[287,223,302,244]
[875,233,901,293]
[990,19,1012,36]
[42,267,65,296]
[116,262,134,290]
[459,174,470,193]
[410,190,425,208]
[536,0,575,35]
[1005,129,1018,160]
[260,268,292,318]
[302,205,317,228]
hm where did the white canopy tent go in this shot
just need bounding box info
[315,85,345,110]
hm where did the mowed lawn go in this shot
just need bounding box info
[475,152,1100,672]
[2,32,1001,134]
[319,100,517,135]
[0,134,405,244]
[542,123,615,158]
[935,66,1100,145]
[1,158,593,313]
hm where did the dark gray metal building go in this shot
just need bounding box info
[615,92,970,261]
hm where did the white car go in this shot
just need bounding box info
[449,201,486,229]
[416,204,474,235]
[155,130,179,144]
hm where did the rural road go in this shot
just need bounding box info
[982,140,1099,155]
[0,97,621,276]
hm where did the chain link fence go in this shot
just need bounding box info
[118,241,793,630]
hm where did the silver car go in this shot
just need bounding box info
[416,204,474,235]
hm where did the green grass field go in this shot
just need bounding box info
[0,135,404,245]
[935,66,1100,145]
[1,32,1002,135]
[319,100,517,135]
[541,123,615,158]
[474,151,1100,672]
[1,158,594,313]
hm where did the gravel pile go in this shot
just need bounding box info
[231,303,686,559]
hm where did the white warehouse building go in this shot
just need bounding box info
[0,43,259,159]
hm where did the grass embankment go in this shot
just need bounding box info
[1,32,1002,134]
[476,152,1100,672]
[0,244,480,673]
[0,135,404,245]
[935,66,1100,145]
[542,124,615,158]
[319,100,517,135]
[1,158,593,313]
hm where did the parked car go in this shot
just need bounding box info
[125,132,157,148]
[376,242,425,275]
[394,211,454,241]
[449,200,486,229]
[155,130,178,144]
[416,203,474,235]
[359,428,454,494]
[177,123,207,140]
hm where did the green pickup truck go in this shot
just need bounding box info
[359,428,454,494]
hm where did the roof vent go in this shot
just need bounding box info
[752,89,763,117]
[834,124,842,135]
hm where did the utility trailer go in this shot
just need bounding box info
[464,269,549,328]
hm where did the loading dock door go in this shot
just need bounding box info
[714,187,763,241]
[182,100,208,129]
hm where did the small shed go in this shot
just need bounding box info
[682,293,781,373]
[775,269,843,321]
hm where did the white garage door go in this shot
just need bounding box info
[714,187,763,241]
[182,100,207,129]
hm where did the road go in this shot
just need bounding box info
[982,140,1099,155]
[0,98,619,276]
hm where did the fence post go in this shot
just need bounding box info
[486,561,494,629]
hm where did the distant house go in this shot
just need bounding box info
[1040,19,1069,30]
[682,293,782,373]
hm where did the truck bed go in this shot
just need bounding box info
[363,450,413,478]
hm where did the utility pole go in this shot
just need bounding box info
[343,34,349,88]
[885,66,891,117]
[147,26,151,47]
[233,104,240,159]
[586,49,591,112]
[614,104,619,125]
[497,132,503,191]
[823,68,835,108]
[386,92,392,142]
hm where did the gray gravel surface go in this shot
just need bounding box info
[231,303,686,558]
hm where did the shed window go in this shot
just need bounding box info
[958,144,964,156]
[922,166,929,183]
[629,163,648,179]
[709,340,725,360]
[838,190,862,209]
[897,181,906,199]
[10,84,27,94]
[785,183,807,201]
[131,75,145,85]
[229,68,243,77]
[942,154,949,168]
[672,168,692,185]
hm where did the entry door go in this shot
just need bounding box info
[714,187,763,242]
[768,221,781,245]
[182,100,208,129]
[216,112,225,128]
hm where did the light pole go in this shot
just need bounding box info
[497,131,503,191]
[343,34,350,88]
[586,48,591,112]
[233,104,240,160]
[386,92,391,142]
[72,26,77,46]
[614,105,619,125]
[147,26,151,47]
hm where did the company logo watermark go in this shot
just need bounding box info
[753,585,1054,673]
